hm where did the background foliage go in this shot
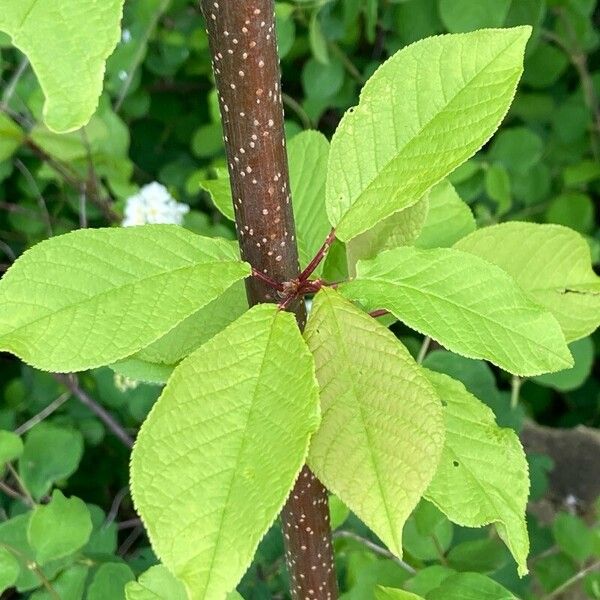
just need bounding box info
[0,0,599,598]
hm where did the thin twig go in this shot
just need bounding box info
[1,56,29,109]
[53,374,134,449]
[333,530,416,574]
[417,336,431,364]
[14,158,53,237]
[118,525,144,555]
[117,517,142,530]
[0,240,16,262]
[282,93,314,129]
[543,561,600,599]
[511,375,522,410]
[104,486,130,526]
[0,480,26,502]
[299,228,336,282]
[6,464,35,507]
[14,392,71,435]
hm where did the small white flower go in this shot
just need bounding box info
[122,183,190,227]
[114,373,139,392]
[122,29,132,43]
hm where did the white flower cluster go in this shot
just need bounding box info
[122,182,190,227]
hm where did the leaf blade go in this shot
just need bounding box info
[305,289,444,556]
[342,246,572,376]
[0,226,250,372]
[327,27,531,240]
[130,305,320,599]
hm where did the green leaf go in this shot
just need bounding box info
[304,289,443,556]
[342,246,572,376]
[309,11,329,64]
[438,0,512,32]
[0,0,125,132]
[533,336,594,392]
[326,27,531,241]
[376,587,424,600]
[28,490,92,565]
[552,512,594,563]
[0,547,20,595]
[88,563,135,600]
[131,305,320,599]
[484,164,512,216]
[30,564,89,600]
[402,501,453,561]
[125,566,187,600]
[545,191,595,234]
[414,180,475,249]
[0,430,23,468]
[200,169,234,221]
[329,495,350,530]
[346,197,429,274]
[447,538,509,573]
[83,505,117,555]
[427,573,516,599]
[288,130,331,273]
[127,280,248,370]
[423,370,530,575]
[0,226,250,372]
[488,126,543,175]
[110,357,173,385]
[455,222,600,342]
[0,113,24,161]
[405,566,455,597]
[19,422,83,500]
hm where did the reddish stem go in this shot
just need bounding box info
[369,309,390,319]
[299,228,336,282]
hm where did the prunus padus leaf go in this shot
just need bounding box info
[287,130,331,273]
[326,27,531,241]
[0,226,250,372]
[27,490,92,565]
[439,0,511,33]
[376,587,424,600]
[346,196,429,275]
[341,246,572,376]
[423,370,529,576]
[200,171,234,221]
[304,289,443,557]
[124,281,248,371]
[455,222,600,342]
[19,423,83,500]
[426,572,517,599]
[414,181,475,249]
[125,566,187,600]
[131,305,320,600]
[0,0,124,132]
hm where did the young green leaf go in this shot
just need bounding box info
[326,27,531,241]
[0,431,23,468]
[125,566,188,600]
[414,180,475,249]
[87,563,135,600]
[304,289,444,557]
[341,246,572,376]
[19,423,83,500]
[423,370,530,576]
[346,196,429,274]
[0,226,250,372]
[30,564,89,600]
[28,490,92,565]
[426,572,517,599]
[0,547,20,595]
[0,0,125,132]
[200,171,235,221]
[288,130,331,273]
[131,305,320,599]
[455,222,600,342]
[376,587,424,600]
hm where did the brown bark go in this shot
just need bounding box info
[199,1,338,598]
